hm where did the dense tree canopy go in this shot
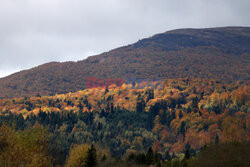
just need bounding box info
[0,78,249,166]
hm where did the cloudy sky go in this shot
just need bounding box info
[0,0,250,78]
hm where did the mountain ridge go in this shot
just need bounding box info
[0,26,249,99]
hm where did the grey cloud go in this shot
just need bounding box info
[0,0,250,78]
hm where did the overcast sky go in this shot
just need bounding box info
[0,0,250,78]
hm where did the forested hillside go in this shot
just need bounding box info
[0,78,249,166]
[0,27,249,98]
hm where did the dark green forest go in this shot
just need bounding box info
[0,110,249,167]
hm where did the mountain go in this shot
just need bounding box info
[0,26,250,99]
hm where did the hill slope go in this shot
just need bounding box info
[0,26,250,98]
[0,78,249,156]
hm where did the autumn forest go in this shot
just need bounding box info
[0,26,250,167]
[0,78,249,166]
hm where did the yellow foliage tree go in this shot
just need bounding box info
[66,144,90,167]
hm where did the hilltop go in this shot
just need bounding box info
[0,26,249,98]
